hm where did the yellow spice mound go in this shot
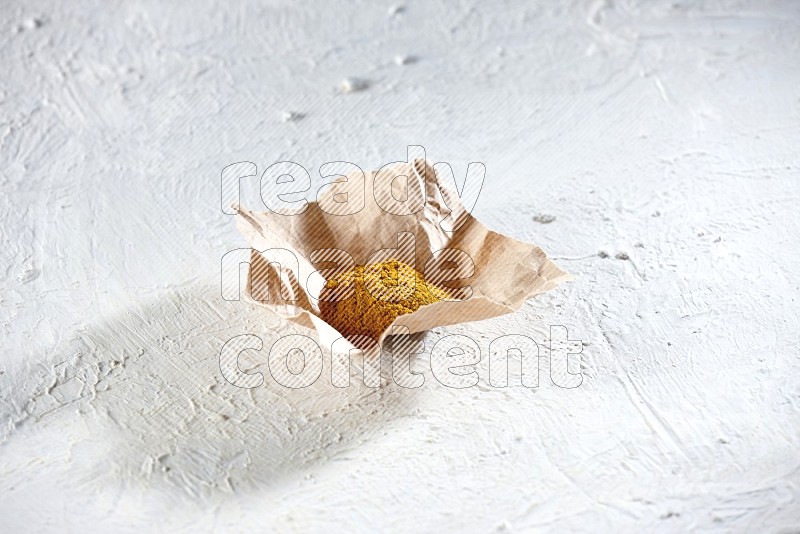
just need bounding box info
[319,259,451,345]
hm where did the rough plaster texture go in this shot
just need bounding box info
[1,0,799,532]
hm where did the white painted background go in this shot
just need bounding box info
[1,0,799,532]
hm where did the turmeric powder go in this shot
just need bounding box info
[319,259,451,346]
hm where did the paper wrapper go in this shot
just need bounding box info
[233,159,570,353]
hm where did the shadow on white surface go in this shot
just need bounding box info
[1,281,421,501]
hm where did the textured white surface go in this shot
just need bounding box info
[1,0,799,532]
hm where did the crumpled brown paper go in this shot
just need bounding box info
[233,159,570,352]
